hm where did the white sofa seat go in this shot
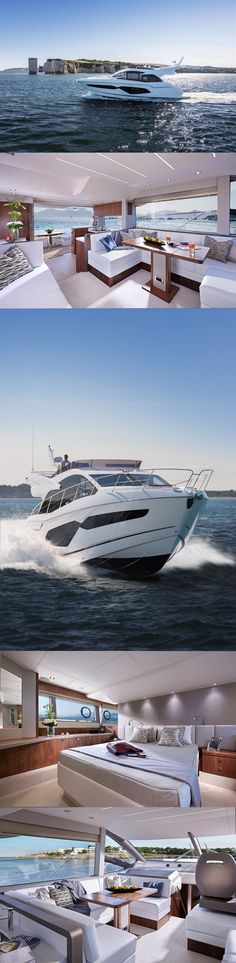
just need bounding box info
[0,241,71,308]
[87,232,142,284]
[200,275,236,308]
[186,905,236,951]
[9,896,137,963]
[223,931,236,962]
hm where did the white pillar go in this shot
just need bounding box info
[217,176,230,235]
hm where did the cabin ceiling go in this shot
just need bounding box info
[0,152,235,206]
[4,650,236,704]
[0,807,235,840]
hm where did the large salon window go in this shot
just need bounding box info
[104,216,122,230]
[38,694,96,722]
[230,180,236,235]
[129,835,236,858]
[104,836,135,873]
[136,192,218,234]
[0,835,96,885]
[34,205,93,237]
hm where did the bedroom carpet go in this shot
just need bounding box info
[0,767,235,806]
[135,917,213,963]
[58,268,200,309]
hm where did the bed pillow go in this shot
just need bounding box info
[100,234,117,252]
[204,235,232,262]
[157,726,182,747]
[0,244,33,290]
[130,726,148,743]
[179,725,193,745]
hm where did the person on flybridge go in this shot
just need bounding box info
[60,454,71,472]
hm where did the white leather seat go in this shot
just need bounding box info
[186,905,236,951]
[0,241,71,308]
[200,275,236,307]
[223,930,236,961]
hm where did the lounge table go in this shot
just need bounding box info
[79,887,156,930]
[123,236,210,302]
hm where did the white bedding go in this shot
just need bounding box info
[58,741,199,808]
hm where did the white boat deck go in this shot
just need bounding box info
[134,917,212,962]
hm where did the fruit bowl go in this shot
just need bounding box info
[144,235,165,246]
[108,885,141,893]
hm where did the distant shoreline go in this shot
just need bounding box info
[1,65,236,75]
[0,486,236,499]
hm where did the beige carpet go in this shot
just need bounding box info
[59,268,200,309]
[136,917,213,963]
[0,767,235,807]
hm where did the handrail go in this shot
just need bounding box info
[0,894,83,963]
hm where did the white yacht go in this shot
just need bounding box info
[26,456,212,576]
[79,60,183,101]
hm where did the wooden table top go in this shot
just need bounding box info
[80,887,156,907]
[123,236,210,265]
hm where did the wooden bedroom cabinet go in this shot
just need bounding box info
[201,749,236,778]
[0,731,114,778]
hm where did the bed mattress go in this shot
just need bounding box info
[58,741,199,808]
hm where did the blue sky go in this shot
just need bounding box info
[0,311,235,490]
[0,834,235,857]
[1,0,235,70]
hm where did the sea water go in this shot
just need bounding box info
[0,73,236,151]
[0,498,235,647]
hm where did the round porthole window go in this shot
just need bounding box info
[103,709,111,721]
[81,706,92,719]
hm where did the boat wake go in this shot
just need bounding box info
[0,519,235,579]
[0,518,83,578]
[165,537,235,572]
[183,91,236,104]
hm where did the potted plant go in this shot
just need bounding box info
[4,199,26,241]
[42,703,57,736]
[17,710,23,729]
[46,227,54,246]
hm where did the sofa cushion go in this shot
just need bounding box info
[95,923,137,963]
[0,244,32,290]
[130,895,170,922]
[186,905,236,945]
[200,275,236,308]
[143,881,164,897]
[88,248,141,278]
[204,236,232,262]
[100,234,117,252]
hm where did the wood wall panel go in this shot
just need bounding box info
[93,201,122,217]
[0,732,113,779]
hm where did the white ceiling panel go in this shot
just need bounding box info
[0,807,235,841]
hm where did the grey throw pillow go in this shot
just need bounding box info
[204,236,232,262]
[0,244,32,290]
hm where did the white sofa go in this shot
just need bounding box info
[0,241,71,308]
[186,904,236,958]
[87,233,143,286]
[5,869,178,932]
[86,229,236,304]
[223,931,236,962]
[3,894,137,963]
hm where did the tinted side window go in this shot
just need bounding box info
[46,520,80,546]
[82,508,149,530]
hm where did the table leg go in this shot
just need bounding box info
[142,251,179,302]
[113,905,130,929]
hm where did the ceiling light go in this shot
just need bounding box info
[97,154,148,178]
[57,158,129,185]
[194,171,201,175]
[212,153,216,158]
[154,154,175,171]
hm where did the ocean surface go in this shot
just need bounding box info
[0,497,235,648]
[0,72,236,151]
[0,856,119,886]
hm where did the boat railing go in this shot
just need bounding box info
[31,480,96,516]
[108,467,213,493]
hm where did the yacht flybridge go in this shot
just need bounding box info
[27,457,212,576]
[79,59,183,100]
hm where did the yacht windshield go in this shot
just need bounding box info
[90,472,169,488]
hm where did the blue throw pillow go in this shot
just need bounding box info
[113,231,123,247]
[100,235,117,252]
[143,881,163,897]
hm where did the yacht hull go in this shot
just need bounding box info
[28,489,207,577]
[82,85,181,101]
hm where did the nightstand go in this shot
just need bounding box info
[201,748,236,779]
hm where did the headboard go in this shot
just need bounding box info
[119,722,236,750]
